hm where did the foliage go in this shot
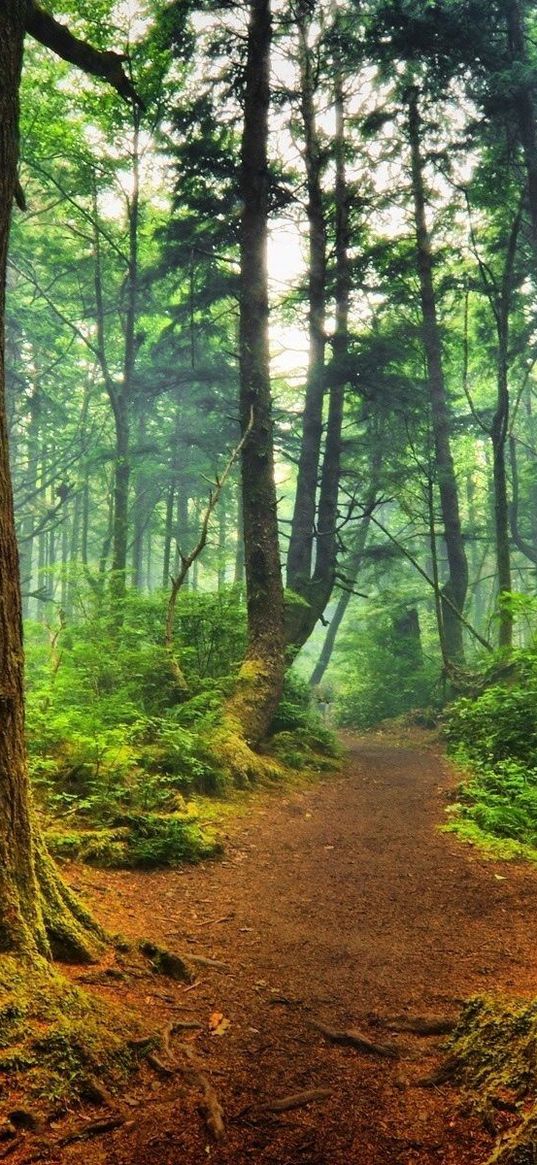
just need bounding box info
[46,812,221,868]
[25,589,335,864]
[334,604,440,729]
[446,651,537,855]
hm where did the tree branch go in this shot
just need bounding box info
[26,2,143,108]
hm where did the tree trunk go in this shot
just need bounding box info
[506,0,537,256]
[286,10,327,595]
[0,1,104,963]
[226,0,285,744]
[287,63,350,650]
[407,85,468,663]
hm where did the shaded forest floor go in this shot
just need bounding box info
[8,728,537,1165]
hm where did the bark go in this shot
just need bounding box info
[226,0,285,744]
[506,0,537,256]
[287,62,350,650]
[286,11,327,593]
[407,85,468,663]
[0,0,134,962]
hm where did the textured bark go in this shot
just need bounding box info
[227,0,285,744]
[407,86,468,663]
[287,64,350,650]
[286,12,327,593]
[506,0,537,256]
[0,0,123,962]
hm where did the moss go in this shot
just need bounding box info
[441,819,537,864]
[444,995,537,1164]
[0,956,149,1115]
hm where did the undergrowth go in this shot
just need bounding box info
[26,590,337,868]
[445,650,537,860]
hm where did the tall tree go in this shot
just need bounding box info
[0,0,136,961]
[226,0,286,743]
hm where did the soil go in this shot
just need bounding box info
[9,729,537,1164]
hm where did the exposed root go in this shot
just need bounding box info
[188,955,230,972]
[179,1044,225,1142]
[313,1020,400,1059]
[139,941,194,982]
[33,835,106,963]
[381,1014,456,1036]
[58,1115,126,1146]
[417,1055,462,1087]
[256,1088,332,1114]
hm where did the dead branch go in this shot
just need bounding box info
[312,1020,400,1059]
[165,408,254,688]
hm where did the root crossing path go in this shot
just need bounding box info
[66,732,537,1164]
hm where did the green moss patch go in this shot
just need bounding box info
[0,956,151,1114]
[446,995,537,1164]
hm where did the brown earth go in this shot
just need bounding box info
[9,729,537,1164]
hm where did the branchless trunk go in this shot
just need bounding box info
[286,8,327,595]
[309,490,376,688]
[491,210,521,648]
[506,0,537,255]
[311,67,350,620]
[226,0,285,743]
[407,85,468,663]
[287,59,350,650]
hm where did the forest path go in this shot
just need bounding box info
[59,731,537,1164]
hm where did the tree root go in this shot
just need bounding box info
[139,941,194,982]
[146,1024,225,1141]
[188,955,230,972]
[416,1055,462,1087]
[33,834,106,962]
[178,1044,225,1142]
[255,1088,332,1114]
[380,1015,456,1036]
[313,1020,400,1059]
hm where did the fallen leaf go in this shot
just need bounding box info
[209,1011,230,1036]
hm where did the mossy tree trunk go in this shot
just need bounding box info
[226,0,286,744]
[0,0,135,965]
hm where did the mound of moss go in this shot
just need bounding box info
[447,995,537,1164]
[0,956,151,1116]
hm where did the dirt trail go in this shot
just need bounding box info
[40,732,537,1163]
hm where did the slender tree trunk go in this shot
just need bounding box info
[287,64,350,649]
[287,10,327,593]
[506,0,537,255]
[309,498,374,687]
[227,0,285,744]
[407,85,468,663]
